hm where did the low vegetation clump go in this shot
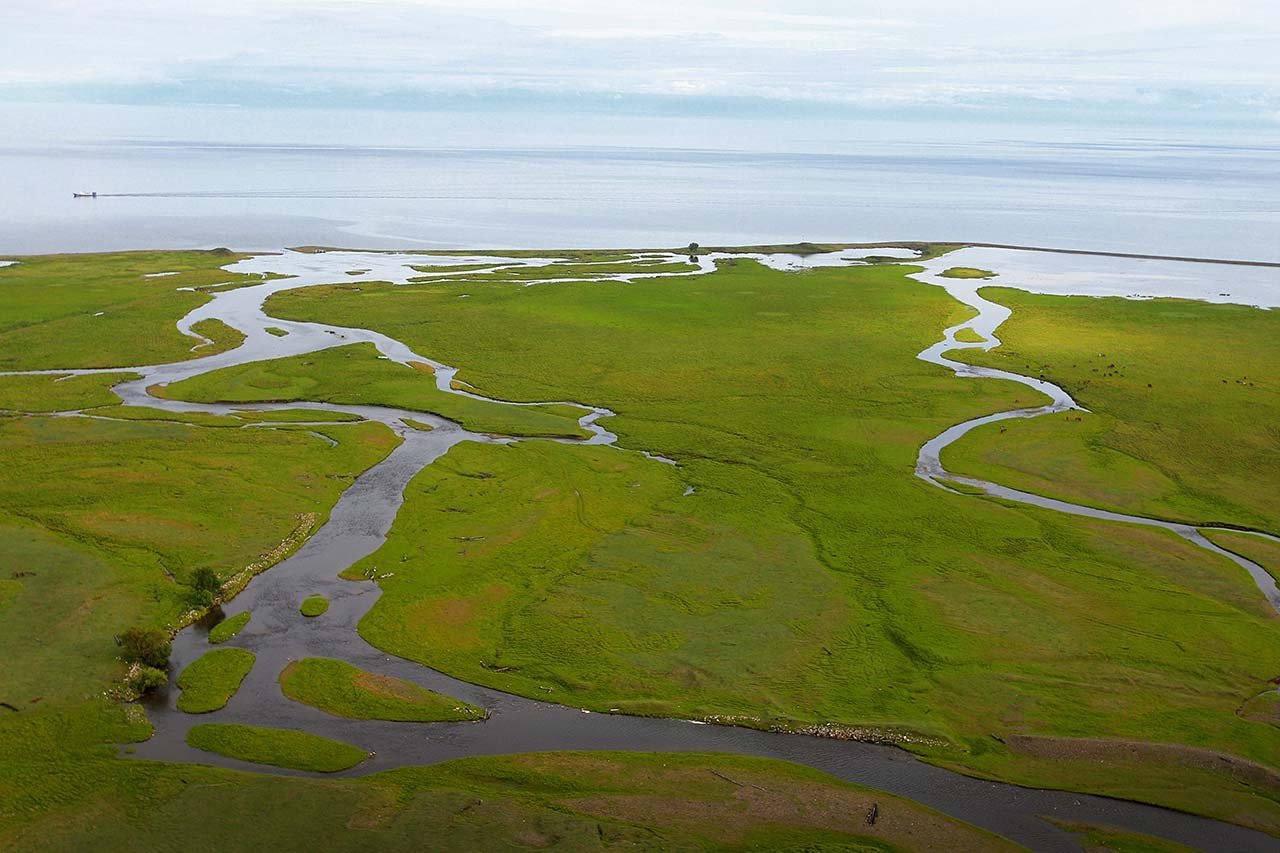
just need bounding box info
[208,611,251,644]
[185,723,368,772]
[175,648,255,713]
[940,266,997,279]
[278,657,484,722]
[300,595,329,617]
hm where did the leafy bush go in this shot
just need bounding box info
[129,665,168,693]
[190,567,222,606]
[117,627,171,668]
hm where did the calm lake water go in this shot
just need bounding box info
[2,104,1278,260]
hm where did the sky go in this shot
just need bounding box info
[1,0,1278,126]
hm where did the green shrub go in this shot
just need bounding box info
[117,627,171,668]
[190,567,222,605]
[129,665,168,693]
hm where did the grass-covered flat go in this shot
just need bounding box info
[279,657,484,721]
[0,250,260,370]
[165,342,592,438]
[0,712,1014,852]
[208,611,251,644]
[1202,531,1280,582]
[0,414,398,708]
[175,648,255,713]
[0,372,138,412]
[947,289,1280,532]
[270,257,1280,828]
[186,723,368,772]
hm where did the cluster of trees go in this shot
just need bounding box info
[117,568,224,694]
[118,626,170,694]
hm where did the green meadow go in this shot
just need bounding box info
[271,257,1280,830]
[0,705,1012,852]
[1203,531,1280,582]
[0,250,259,370]
[946,289,1280,532]
[0,414,398,706]
[0,247,1277,845]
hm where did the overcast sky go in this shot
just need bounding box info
[2,0,1277,125]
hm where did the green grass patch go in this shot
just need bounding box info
[208,611,251,644]
[86,405,243,427]
[188,318,245,354]
[0,415,397,706]
[175,648,255,713]
[0,372,135,412]
[186,723,367,772]
[952,327,986,344]
[232,408,363,423]
[164,342,591,438]
[949,289,1280,532]
[1050,820,1198,852]
[300,595,329,617]
[941,267,997,279]
[0,721,1012,851]
[264,326,288,337]
[1201,530,1280,582]
[0,250,259,370]
[279,657,484,722]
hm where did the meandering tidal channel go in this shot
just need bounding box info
[10,246,1278,851]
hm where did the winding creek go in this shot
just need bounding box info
[7,245,1279,851]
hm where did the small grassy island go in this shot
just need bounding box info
[300,595,330,617]
[940,266,998,279]
[208,611,251,644]
[175,648,256,713]
[279,657,484,721]
[186,723,368,772]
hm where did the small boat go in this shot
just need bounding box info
[72,192,98,198]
